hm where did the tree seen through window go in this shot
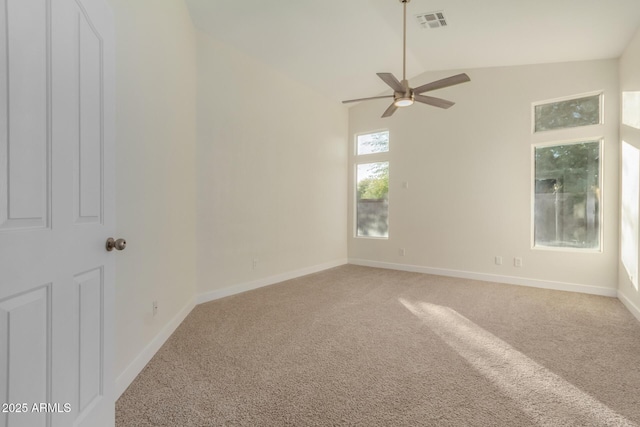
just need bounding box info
[534,141,600,249]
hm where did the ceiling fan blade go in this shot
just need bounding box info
[381,103,398,118]
[414,94,455,109]
[342,95,394,104]
[377,73,404,93]
[413,73,471,94]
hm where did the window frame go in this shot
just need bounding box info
[531,91,604,134]
[354,130,390,240]
[530,137,604,253]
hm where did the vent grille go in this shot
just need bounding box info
[415,10,448,29]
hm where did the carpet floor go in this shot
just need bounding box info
[116,265,640,426]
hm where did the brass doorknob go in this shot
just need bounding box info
[106,237,127,252]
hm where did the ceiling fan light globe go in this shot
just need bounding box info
[394,98,414,107]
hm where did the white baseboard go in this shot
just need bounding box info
[618,290,640,322]
[115,297,196,399]
[197,258,348,304]
[348,259,618,297]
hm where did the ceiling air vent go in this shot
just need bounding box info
[415,11,447,29]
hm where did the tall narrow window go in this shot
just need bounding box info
[534,141,601,249]
[622,91,640,130]
[355,131,389,238]
[621,142,639,289]
[356,162,389,237]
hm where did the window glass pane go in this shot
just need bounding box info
[534,141,600,249]
[621,142,639,289]
[356,162,389,238]
[357,131,389,155]
[534,95,600,132]
[623,91,640,130]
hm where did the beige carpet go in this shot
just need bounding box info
[116,265,640,426]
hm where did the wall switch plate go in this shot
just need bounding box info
[514,257,523,267]
[399,248,406,256]
[495,256,503,265]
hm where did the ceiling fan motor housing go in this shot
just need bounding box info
[394,79,414,106]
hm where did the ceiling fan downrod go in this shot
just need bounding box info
[401,0,409,83]
[396,0,413,107]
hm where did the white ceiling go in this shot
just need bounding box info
[185,0,640,103]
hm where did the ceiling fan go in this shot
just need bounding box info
[343,0,470,118]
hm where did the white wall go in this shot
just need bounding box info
[349,60,620,295]
[196,33,348,297]
[619,27,640,320]
[108,0,198,393]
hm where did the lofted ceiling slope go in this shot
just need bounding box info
[185,0,640,103]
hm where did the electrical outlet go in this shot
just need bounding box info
[399,248,406,256]
[152,300,158,316]
[514,257,523,267]
[252,258,258,270]
[495,256,503,265]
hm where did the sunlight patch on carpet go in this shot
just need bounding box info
[399,298,636,426]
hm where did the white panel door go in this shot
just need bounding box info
[0,0,115,426]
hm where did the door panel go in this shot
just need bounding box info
[76,268,102,414]
[0,0,115,425]
[0,0,50,231]
[76,12,102,224]
[0,285,51,427]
